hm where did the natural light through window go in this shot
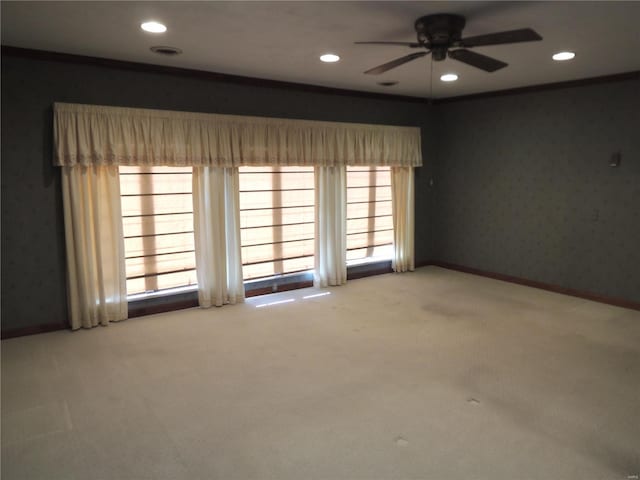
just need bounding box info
[302,292,331,299]
[120,164,393,298]
[346,166,393,264]
[251,290,331,308]
[239,166,315,280]
[255,298,296,308]
[119,166,197,295]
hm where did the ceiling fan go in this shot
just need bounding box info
[356,14,542,74]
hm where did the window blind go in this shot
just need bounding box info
[119,166,197,295]
[346,166,393,263]
[239,166,315,280]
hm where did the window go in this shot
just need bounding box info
[239,166,315,280]
[119,166,197,296]
[119,164,391,298]
[346,166,393,264]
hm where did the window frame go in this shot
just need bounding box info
[121,165,397,313]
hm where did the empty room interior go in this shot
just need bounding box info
[1,1,639,479]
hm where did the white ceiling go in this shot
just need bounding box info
[2,1,639,99]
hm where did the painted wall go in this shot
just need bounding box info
[0,52,436,334]
[432,79,640,303]
[2,51,637,335]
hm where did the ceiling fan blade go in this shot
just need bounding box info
[355,41,423,48]
[364,51,428,75]
[448,49,507,72]
[461,28,542,47]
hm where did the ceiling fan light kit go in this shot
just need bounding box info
[357,13,543,75]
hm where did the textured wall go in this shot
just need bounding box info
[432,79,640,302]
[0,53,435,334]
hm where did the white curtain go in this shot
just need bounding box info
[314,166,347,287]
[54,103,423,168]
[53,102,423,327]
[192,166,245,307]
[391,167,415,273]
[61,165,127,330]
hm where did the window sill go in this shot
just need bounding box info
[127,260,393,318]
[127,284,198,302]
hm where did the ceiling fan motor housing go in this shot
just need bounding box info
[415,14,466,61]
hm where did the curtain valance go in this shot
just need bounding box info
[53,102,422,167]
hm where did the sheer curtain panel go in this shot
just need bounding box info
[192,166,245,307]
[62,165,127,329]
[314,166,347,287]
[391,167,415,273]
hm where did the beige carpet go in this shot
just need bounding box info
[2,266,639,479]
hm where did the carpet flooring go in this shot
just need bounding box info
[2,266,639,479]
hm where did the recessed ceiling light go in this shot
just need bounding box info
[320,53,340,63]
[552,51,575,61]
[440,73,458,82]
[141,21,167,33]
